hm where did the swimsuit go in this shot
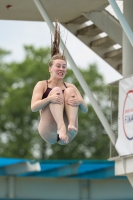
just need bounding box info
[42,80,67,99]
[42,80,67,142]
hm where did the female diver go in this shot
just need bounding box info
[31,21,88,145]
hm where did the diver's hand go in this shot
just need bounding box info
[67,95,81,107]
[49,93,64,104]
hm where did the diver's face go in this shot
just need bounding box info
[49,59,67,79]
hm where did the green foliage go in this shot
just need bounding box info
[0,46,110,160]
[0,46,50,158]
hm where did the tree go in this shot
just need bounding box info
[0,46,50,158]
[0,46,110,159]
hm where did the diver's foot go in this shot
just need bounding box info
[68,125,78,135]
[58,125,68,143]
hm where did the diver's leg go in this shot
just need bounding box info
[38,107,58,144]
[49,87,68,143]
[64,87,78,133]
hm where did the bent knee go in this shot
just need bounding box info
[64,87,77,99]
[64,87,75,94]
[49,87,63,95]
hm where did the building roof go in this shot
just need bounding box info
[0,0,109,22]
[0,158,120,179]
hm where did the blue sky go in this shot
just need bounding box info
[0,20,122,83]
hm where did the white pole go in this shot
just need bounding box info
[122,0,133,77]
[108,0,133,47]
[8,176,15,198]
[34,0,116,145]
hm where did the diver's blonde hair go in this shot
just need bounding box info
[49,20,66,67]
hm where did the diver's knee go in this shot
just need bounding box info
[50,87,62,95]
[64,87,75,95]
[64,87,76,100]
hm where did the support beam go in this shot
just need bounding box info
[123,0,133,77]
[108,0,133,47]
[116,64,122,74]
[90,36,115,48]
[77,24,102,37]
[104,48,122,60]
[34,0,116,145]
[83,10,122,45]
[63,13,122,75]
[66,15,88,24]
[114,155,133,187]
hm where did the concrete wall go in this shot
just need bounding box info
[0,176,133,200]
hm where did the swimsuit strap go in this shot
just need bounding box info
[63,82,67,88]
